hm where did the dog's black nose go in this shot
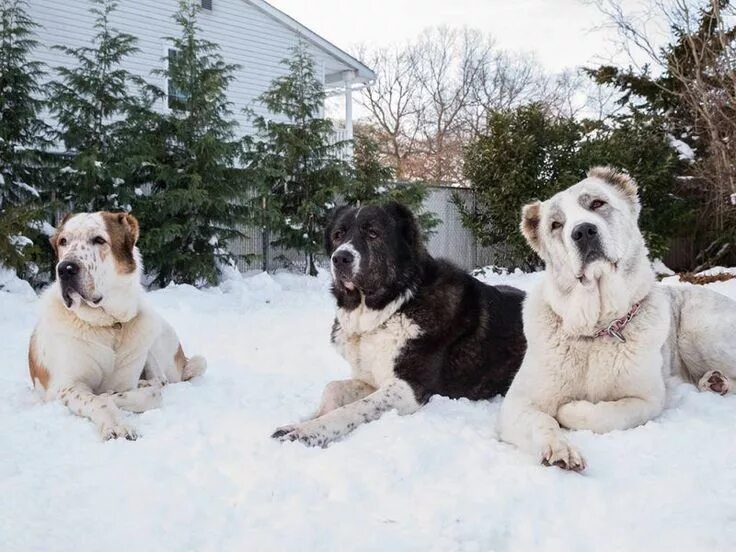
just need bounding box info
[57,261,80,280]
[332,250,354,267]
[571,222,601,257]
[571,223,598,242]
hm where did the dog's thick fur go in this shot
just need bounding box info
[272,202,527,447]
[29,212,206,440]
[499,167,736,471]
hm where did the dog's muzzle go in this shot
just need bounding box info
[331,248,358,290]
[57,260,101,307]
[571,223,604,263]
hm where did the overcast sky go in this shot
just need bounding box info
[267,0,637,73]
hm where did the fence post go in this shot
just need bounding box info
[261,196,269,273]
[471,190,478,269]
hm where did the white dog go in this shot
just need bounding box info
[499,167,736,471]
[29,212,206,440]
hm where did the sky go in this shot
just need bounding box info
[267,0,638,74]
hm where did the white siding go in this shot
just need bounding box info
[25,0,355,136]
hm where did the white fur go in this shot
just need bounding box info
[30,213,206,440]
[333,292,419,388]
[500,174,736,470]
[274,292,421,446]
[273,379,420,447]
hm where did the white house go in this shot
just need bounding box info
[25,0,375,144]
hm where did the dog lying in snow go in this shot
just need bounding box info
[499,167,736,471]
[272,202,527,447]
[28,212,206,440]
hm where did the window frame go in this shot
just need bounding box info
[165,47,188,111]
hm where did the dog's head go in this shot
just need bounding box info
[324,202,425,309]
[50,212,141,311]
[521,167,644,284]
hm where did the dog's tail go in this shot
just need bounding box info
[182,355,207,381]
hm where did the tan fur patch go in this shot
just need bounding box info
[587,166,639,202]
[28,333,50,390]
[521,201,542,253]
[101,212,139,274]
[174,344,188,377]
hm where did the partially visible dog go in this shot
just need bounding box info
[499,167,736,471]
[29,212,206,440]
[272,202,527,447]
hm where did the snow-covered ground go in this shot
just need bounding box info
[2,266,736,552]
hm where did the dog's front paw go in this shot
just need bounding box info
[698,370,731,395]
[100,422,139,441]
[271,421,336,448]
[542,438,586,472]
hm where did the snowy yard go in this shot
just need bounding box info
[2,267,736,552]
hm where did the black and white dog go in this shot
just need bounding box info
[272,202,527,447]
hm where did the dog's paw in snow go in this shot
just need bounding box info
[271,421,337,448]
[100,422,139,441]
[541,438,586,472]
[698,370,731,395]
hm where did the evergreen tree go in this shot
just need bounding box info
[587,1,736,267]
[578,113,691,258]
[48,0,144,212]
[459,103,583,269]
[245,41,350,276]
[460,103,686,270]
[345,132,440,239]
[132,0,246,286]
[0,0,52,282]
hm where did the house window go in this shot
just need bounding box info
[167,49,188,109]
[201,0,212,10]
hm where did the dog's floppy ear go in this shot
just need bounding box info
[384,201,422,250]
[49,213,74,257]
[101,211,139,248]
[587,166,639,205]
[118,212,140,245]
[324,205,351,253]
[101,211,140,274]
[520,201,542,254]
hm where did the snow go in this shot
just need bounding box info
[2,267,736,551]
[29,219,57,237]
[668,136,696,162]
[8,234,33,249]
[652,258,675,276]
[13,179,40,197]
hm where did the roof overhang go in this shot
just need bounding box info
[247,0,376,85]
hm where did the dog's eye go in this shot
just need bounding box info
[58,237,67,246]
[333,230,344,242]
[367,229,378,240]
[93,236,106,245]
[590,199,606,210]
[551,221,562,231]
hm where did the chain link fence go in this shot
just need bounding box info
[226,184,497,274]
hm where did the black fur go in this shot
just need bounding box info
[325,202,527,403]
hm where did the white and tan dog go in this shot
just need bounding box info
[499,167,736,471]
[29,212,206,440]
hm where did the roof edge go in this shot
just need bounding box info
[246,0,376,83]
